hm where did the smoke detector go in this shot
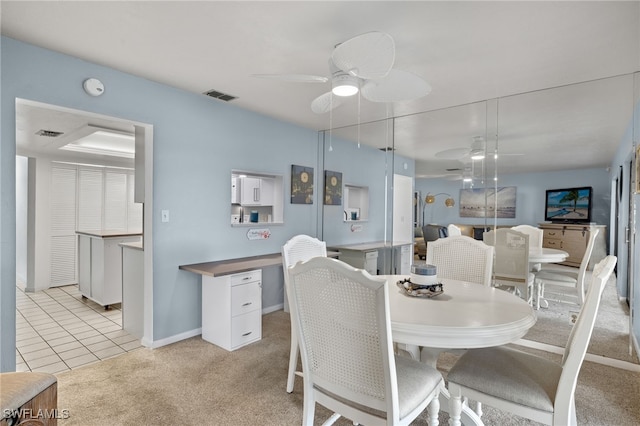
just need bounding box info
[83,78,105,96]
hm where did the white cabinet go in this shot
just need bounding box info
[231,177,240,204]
[239,177,273,206]
[202,269,262,351]
[240,177,261,205]
[394,244,412,275]
[338,249,379,275]
[77,232,142,308]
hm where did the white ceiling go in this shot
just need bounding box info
[3,1,639,177]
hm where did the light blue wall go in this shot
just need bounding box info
[0,37,397,370]
[416,168,611,229]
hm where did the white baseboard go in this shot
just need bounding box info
[141,306,284,349]
[144,327,202,349]
[263,303,283,314]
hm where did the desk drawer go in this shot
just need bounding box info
[231,310,261,349]
[232,281,261,316]
[230,270,261,286]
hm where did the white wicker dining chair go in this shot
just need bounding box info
[281,234,327,393]
[512,224,544,272]
[536,228,600,307]
[447,224,462,237]
[287,256,443,426]
[426,235,494,286]
[447,255,617,426]
[483,228,535,305]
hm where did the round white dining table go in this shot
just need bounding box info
[383,275,536,426]
[386,275,536,349]
[528,247,569,264]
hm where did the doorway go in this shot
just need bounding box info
[15,99,153,372]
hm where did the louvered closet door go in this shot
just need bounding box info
[104,170,128,230]
[50,166,78,287]
[78,168,103,231]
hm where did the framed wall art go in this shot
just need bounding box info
[324,170,342,205]
[290,164,314,204]
[459,186,517,218]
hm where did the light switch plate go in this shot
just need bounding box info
[161,210,169,222]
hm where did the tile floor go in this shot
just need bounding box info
[16,284,142,373]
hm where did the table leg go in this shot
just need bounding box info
[420,348,484,426]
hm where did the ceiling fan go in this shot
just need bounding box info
[435,136,524,163]
[435,136,490,161]
[253,31,431,113]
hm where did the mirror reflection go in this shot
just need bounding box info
[319,74,634,305]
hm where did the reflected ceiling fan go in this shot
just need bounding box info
[435,136,524,162]
[253,31,431,113]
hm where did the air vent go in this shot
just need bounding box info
[35,129,64,137]
[379,147,395,152]
[203,89,237,102]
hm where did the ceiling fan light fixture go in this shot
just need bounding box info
[331,74,359,97]
[470,149,485,161]
[470,136,485,160]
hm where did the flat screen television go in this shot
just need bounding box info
[544,186,592,223]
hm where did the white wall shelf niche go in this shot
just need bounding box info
[231,170,283,225]
[343,184,369,222]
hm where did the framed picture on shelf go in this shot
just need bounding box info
[459,186,517,218]
[290,164,314,204]
[324,170,342,205]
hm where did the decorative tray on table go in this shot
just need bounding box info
[396,278,444,298]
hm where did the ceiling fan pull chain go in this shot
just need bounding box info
[357,92,361,148]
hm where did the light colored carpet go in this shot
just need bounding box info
[55,310,640,425]
[523,266,638,365]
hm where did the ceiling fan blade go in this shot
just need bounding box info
[361,69,432,102]
[251,74,328,83]
[434,147,470,160]
[311,92,345,114]
[331,31,395,79]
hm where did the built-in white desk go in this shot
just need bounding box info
[180,251,339,350]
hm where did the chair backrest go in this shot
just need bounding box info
[287,257,401,421]
[511,225,543,249]
[447,224,462,237]
[554,255,616,424]
[574,228,600,299]
[426,236,494,286]
[282,235,327,310]
[483,228,530,285]
[282,234,327,269]
[422,224,448,242]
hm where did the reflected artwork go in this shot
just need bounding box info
[324,170,342,205]
[459,187,516,218]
